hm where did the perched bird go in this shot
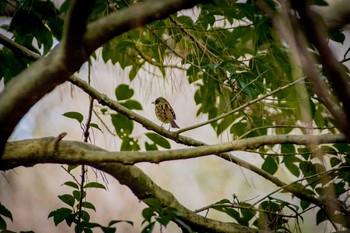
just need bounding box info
[152,97,179,129]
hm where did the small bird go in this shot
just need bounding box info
[152,97,179,129]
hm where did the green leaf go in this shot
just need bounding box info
[320,145,337,155]
[80,210,91,222]
[121,136,140,151]
[73,190,82,201]
[0,203,13,222]
[115,84,134,100]
[0,216,7,230]
[75,221,101,232]
[284,160,300,177]
[230,121,248,137]
[108,220,133,227]
[83,182,106,190]
[145,142,158,151]
[63,181,79,190]
[141,221,155,233]
[300,200,311,210]
[142,208,155,222]
[156,215,171,226]
[120,100,143,110]
[215,199,231,204]
[81,202,96,211]
[316,209,327,225]
[63,112,84,123]
[58,194,75,207]
[129,64,141,81]
[145,133,171,149]
[328,28,345,44]
[333,143,350,154]
[330,157,341,167]
[68,165,79,172]
[282,155,300,177]
[281,144,295,154]
[90,123,102,132]
[297,147,312,160]
[312,0,328,6]
[101,226,117,233]
[111,113,134,137]
[261,156,278,175]
[48,208,73,226]
[143,198,163,211]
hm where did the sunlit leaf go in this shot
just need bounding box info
[115,84,134,100]
[145,133,171,149]
[63,112,84,123]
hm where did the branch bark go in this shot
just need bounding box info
[1,134,345,170]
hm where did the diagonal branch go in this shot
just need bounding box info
[293,1,350,141]
[0,33,41,60]
[177,77,305,134]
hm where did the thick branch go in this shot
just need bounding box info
[2,134,345,169]
[0,33,40,61]
[60,0,95,63]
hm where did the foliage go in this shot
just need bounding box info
[1,0,350,232]
[141,198,192,233]
[47,168,133,233]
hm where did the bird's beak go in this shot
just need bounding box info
[151,101,155,104]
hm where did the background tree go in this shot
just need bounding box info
[1,0,350,232]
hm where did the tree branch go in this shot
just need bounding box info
[293,1,350,141]
[2,136,272,233]
[2,133,347,228]
[2,134,345,169]
[0,33,41,61]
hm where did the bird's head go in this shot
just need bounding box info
[152,97,167,105]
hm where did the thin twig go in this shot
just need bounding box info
[194,203,299,219]
[77,60,94,223]
[177,77,305,134]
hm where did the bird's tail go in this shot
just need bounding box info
[170,120,179,128]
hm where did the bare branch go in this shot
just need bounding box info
[2,134,345,169]
[0,33,41,60]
